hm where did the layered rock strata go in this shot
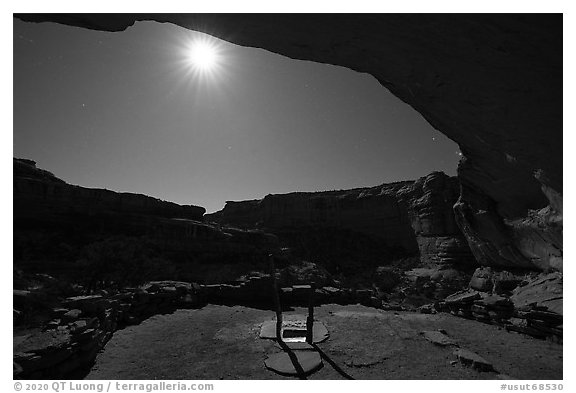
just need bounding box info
[434,271,562,343]
[13,158,279,284]
[14,158,205,228]
[209,172,474,268]
[209,180,418,252]
[398,172,476,267]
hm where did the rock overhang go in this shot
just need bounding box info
[14,14,562,271]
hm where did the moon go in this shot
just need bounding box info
[176,34,227,85]
[187,40,219,72]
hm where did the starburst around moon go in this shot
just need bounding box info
[181,35,225,82]
[187,40,219,72]
[168,31,232,102]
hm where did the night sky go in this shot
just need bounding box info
[13,18,461,213]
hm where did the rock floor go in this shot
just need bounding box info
[85,304,562,380]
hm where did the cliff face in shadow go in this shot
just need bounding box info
[13,158,279,285]
[15,14,563,271]
[209,180,418,252]
[14,158,206,230]
[208,172,475,271]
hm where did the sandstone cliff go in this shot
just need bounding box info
[13,158,279,284]
[14,158,206,227]
[209,180,418,252]
[208,172,475,268]
[399,172,476,267]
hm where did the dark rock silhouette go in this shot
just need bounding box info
[14,158,205,226]
[13,158,279,285]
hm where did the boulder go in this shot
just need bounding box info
[492,270,524,295]
[421,330,457,347]
[61,309,82,323]
[69,320,87,334]
[453,348,494,372]
[469,267,494,292]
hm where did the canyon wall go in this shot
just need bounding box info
[400,172,476,267]
[14,158,205,227]
[15,14,562,271]
[209,172,475,268]
[13,158,279,284]
[209,180,418,253]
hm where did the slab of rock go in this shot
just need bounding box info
[72,328,97,343]
[160,286,177,294]
[64,295,103,305]
[510,273,563,314]
[292,285,312,296]
[280,287,293,295]
[264,351,322,377]
[421,330,457,347]
[526,310,563,325]
[445,290,481,304]
[45,319,61,330]
[318,286,343,302]
[480,294,511,307]
[52,308,70,317]
[14,330,72,355]
[453,348,494,372]
[322,286,342,294]
[69,320,87,334]
[144,281,193,292]
[418,304,437,314]
[344,353,389,368]
[63,296,109,315]
[61,309,82,323]
[13,289,32,296]
[16,346,75,373]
